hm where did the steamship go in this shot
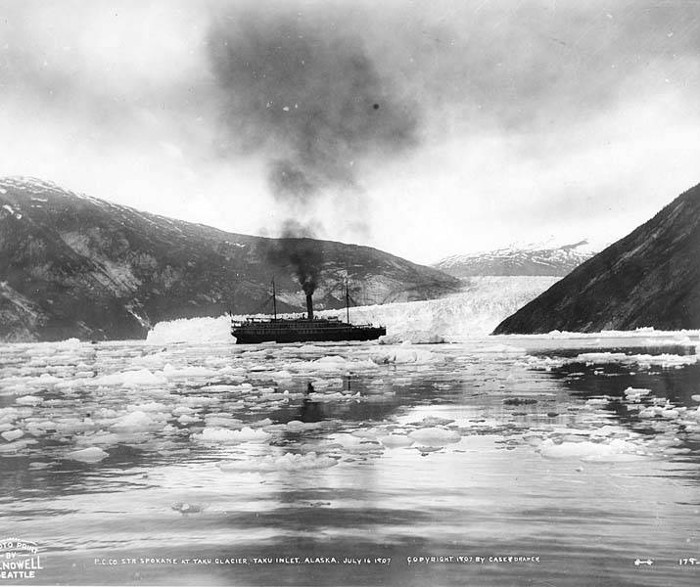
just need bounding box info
[230,282,386,344]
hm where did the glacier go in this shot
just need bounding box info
[147,276,560,344]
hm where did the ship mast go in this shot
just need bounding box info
[345,278,350,323]
[272,278,277,320]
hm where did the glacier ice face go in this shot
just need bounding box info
[145,276,562,344]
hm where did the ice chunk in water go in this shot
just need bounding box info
[66,447,109,462]
[408,427,461,447]
[92,369,167,387]
[218,451,337,472]
[638,403,684,420]
[0,407,21,425]
[315,355,347,367]
[416,416,456,427]
[75,432,120,447]
[15,395,44,406]
[380,332,446,345]
[204,415,244,429]
[285,420,324,433]
[378,434,414,448]
[130,402,171,413]
[192,426,270,443]
[172,406,195,416]
[1,429,24,442]
[161,365,219,379]
[623,387,651,402]
[539,438,643,461]
[371,348,435,365]
[112,411,160,432]
[172,502,204,514]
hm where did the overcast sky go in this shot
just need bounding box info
[1,0,699,264]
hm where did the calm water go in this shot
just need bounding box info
[1,334,699,586]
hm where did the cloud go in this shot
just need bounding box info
[0,0,699,262]
[206,1,420,225]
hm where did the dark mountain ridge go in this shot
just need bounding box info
[493,182,700,334]
[0,177,460,342]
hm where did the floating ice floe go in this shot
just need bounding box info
[0,407,22,423]
[315,355,348,367]
[217,451,337,472]
[204,415,244,429]
[371,348,435,365]
[74,432,120,447]
[15,395,44,406]
[161,364,220,380]
[284,420,318,433]
[112,410,164,433]
[575,352,697,369]
[54,417,95,435]
[0,438,37,452]
[378,434,414,448]
[524,348,698,373]
[172,502,203,514]
[478,344,527,355]
[90,369,168,388]
[172,406,195,416]
[192,426,270,443]
[308,377,344,391]
[1,429,24,442]
[66,447,109,463]
[414,416,456,427]
[379,333,446,345]
[538,438,644,462]
[131,401,170,413]
[638,403,686,420]
[408,427,461,447]
[623,387,652,402]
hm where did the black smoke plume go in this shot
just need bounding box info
[266,221,322,296]
[207,4,420,294]
[208,7,418,202]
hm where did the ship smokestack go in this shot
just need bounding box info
[306,293,314,320]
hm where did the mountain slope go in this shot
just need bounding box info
[434,241,596,278]
[493,183,700,334]
[0,177,460,342]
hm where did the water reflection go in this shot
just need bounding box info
[300,383,324,424]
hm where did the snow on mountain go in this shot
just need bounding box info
[147,276,560,344]
[495,182,700,334]
[433,240,597,278]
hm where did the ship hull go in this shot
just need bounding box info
[231,320,386,344]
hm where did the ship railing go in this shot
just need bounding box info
[231,317,282,325]
[231,316,384,329]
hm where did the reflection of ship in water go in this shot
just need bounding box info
[231,281,386,344]
[271,375,400,429]
[299,382,323,423]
